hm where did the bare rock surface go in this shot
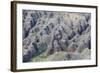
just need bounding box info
[22,10,91,62]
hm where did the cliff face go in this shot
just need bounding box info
[22,10,91,62]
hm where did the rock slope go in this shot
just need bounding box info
[22,10,91,62]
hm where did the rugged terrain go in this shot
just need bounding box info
[22,10,91,62]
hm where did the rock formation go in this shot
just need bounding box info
[22,10,91,62]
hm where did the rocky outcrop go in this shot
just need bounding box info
[22,10,91,62]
